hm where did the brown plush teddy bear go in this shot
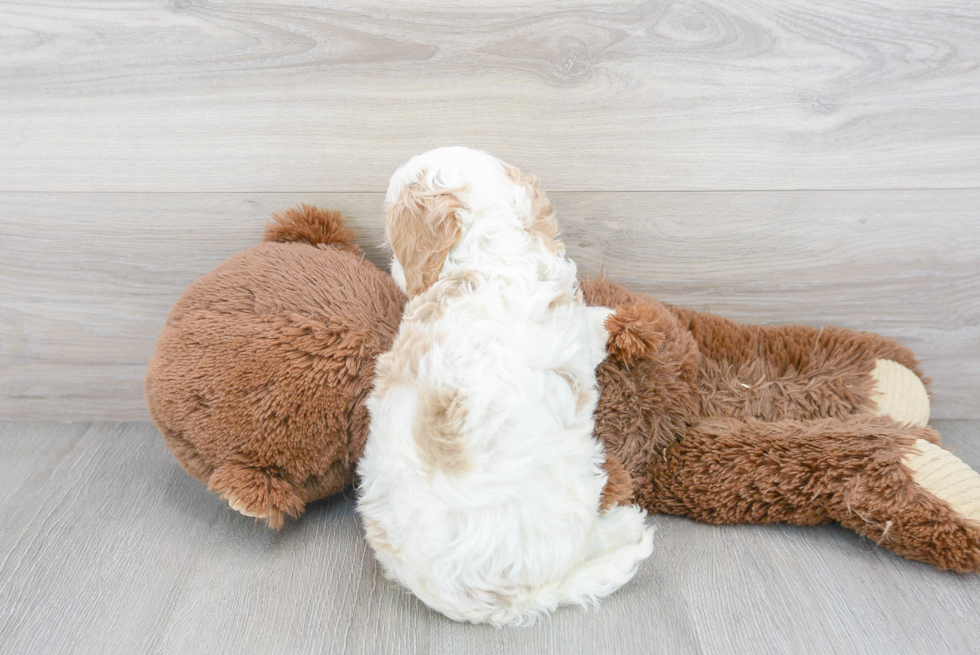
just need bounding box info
[146,205,980,573]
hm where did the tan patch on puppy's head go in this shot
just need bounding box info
[413,387,469,474]
[386,175,466,296]
[505,165,562,253]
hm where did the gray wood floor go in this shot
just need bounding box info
[2,420,980,655]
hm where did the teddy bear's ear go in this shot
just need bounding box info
[385,176,465,296]
[604,305,665,366]
[264,204,361,254]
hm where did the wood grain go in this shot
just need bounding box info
[0,0,978,192]
[1,1,977,649]
[1,420,979,654]
[2,190,977,420]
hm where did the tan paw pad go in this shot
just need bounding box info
[903,439,980,524]
[226,496,268,519]
[869,359,930,427]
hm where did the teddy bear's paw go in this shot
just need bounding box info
[869,359,930,426]
[208,463,306,530]
[903,439,980,524]
[227,497,268,519]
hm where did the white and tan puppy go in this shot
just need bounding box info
[356,147,654,626]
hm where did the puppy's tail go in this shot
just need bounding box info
[550,505,655,609]
[486,506,655,626]
[264,204,362,254]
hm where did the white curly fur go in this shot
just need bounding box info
[357,147,654,626]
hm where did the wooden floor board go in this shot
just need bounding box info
[0,1,978,192]
[1,420,980,654]
[0,423,223,655]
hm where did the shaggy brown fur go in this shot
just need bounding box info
[644,416,980,573]
[599,455,633,511]
[145,207,403,528]
[147,205,980,572]
[579,277,980,572]
[669,306,928,422]
[265,205,362,253]
[583,279,701,473]
[604,305,666,366]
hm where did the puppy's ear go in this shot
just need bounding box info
[386,178,465,296]
[505,165,562,253]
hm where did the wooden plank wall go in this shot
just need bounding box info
[1,1,978,419]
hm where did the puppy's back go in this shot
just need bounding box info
[358,147,654,625]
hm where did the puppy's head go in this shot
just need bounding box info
[385,146,561,296]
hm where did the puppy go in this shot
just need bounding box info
[356,147,654,626]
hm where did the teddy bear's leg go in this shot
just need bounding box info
[639,415,980,572]
[869,359,930,426]
[207,462,306,530]
[837,434,980,572]
[901,439,980,525]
